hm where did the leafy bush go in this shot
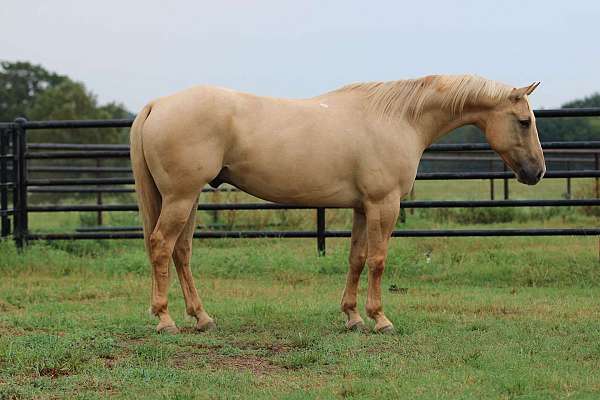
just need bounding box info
[426,205,576,225]
[428,207,519,224]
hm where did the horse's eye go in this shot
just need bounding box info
[519,118,531,129]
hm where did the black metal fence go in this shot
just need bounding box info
[1,108,600,254]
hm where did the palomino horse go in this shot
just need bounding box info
[130,75,545,334]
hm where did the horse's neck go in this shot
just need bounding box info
[413,106,486,150]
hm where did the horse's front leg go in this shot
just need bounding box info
[341,209,368,330]
[364,193,400,333]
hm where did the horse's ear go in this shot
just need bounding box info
[509,82,540,102]
[525,81,541,95]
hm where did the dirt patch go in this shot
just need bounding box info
[208,353,284,375]
[474,304,520,316]
[0,324,25,336]
[0,300,21,312]
[103,356,116,369]
[411,303,521,317]
[178,327,201,335]
[171,344,289,376]
[38,367,71,379]
[269,344,294,354]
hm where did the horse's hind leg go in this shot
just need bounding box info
[340,209,368,330]
[150,194,198,334]
[172,197,216,332]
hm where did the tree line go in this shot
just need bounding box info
[0,61,132,144]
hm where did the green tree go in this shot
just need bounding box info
[537,93,600,142]
[27,80,131,144]
[1,61,132,144]
[563,93,600,109]
[0,61,67,121]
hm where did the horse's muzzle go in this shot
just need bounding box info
[516,165,545,185]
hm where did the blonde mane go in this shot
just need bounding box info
[334,75,513,120]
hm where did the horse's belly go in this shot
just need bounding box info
[220,163,360,208]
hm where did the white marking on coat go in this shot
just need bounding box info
[320,103,329,108]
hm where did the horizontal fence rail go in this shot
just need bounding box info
[26,228,600,242]
[20,141,600,159]
[25,199,600,213]
[21,169,600,187]
[1,107,597,131]
[1,107,600,253]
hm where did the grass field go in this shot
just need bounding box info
[1,224,600,398]
[1,177,600,398]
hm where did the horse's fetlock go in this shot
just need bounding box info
[341,300,357,313]
[186,305,200,317]
[151,302,167,316]
[365,304,382,319]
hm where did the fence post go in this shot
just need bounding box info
[595,153,599,199]
[96,158,103,226]
[211,189,220,228]
[13,118,28,249]
[409,185,415,215]
[503,163,509,200]
[316,207,326,256]
[489,160,494,200]
[566,161,572,199]
[0,128,9,237]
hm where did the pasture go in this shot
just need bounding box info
[1,177,600,398]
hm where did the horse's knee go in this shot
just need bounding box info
[349,251,367,270]
[367,254,386,276]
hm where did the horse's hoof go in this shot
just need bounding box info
[157,324,179,335]
[196,320,216,332]
[377,325,395,335]
[346,320,365,332]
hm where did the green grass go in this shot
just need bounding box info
[1,230,600,399]
[2,177,600,398]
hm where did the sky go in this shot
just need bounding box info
[2,0,599,112]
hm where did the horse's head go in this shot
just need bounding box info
[481,82,545,185]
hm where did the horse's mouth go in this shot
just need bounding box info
[515,167,544,186]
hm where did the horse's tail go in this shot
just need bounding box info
[130,103,161,256]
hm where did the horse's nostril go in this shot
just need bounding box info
[536,170,543,180]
